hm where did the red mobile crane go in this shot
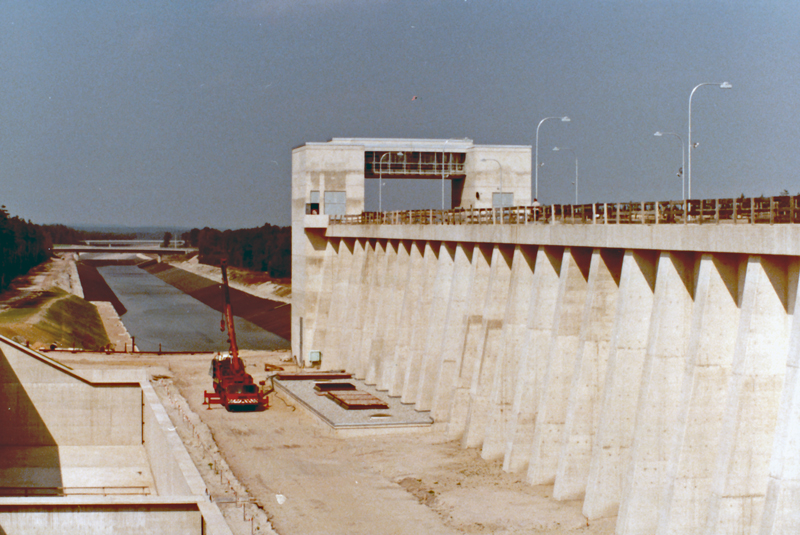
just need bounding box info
[203,259,269,411]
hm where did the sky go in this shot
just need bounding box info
[2,0,799,229]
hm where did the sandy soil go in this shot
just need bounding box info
[52,350,616,535]
[0,255,82,313]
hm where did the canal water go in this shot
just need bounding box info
[97,265,289,352]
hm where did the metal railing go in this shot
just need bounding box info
[329,196,800,226]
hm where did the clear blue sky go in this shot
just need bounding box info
[2,1,798,228]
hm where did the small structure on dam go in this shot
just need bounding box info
[293,136,800,534]
[0,334,231,534]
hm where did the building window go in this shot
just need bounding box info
[492,192,514,208]
[306,191,320,214]
[324,191,346,215]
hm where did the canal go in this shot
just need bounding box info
[96,265,289,352]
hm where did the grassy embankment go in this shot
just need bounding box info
[0,287,110,349]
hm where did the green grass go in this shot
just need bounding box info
[0,288,110,349]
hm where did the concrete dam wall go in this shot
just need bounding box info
[297,224,800,535]
[291,138,800,533]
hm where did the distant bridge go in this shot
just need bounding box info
[53,244,195,255]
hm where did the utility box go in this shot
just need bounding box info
[308,350,321,365]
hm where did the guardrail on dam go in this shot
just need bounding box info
[295,195,800,535]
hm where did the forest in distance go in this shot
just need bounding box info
[0,205,291,292]
[0,205,51,291]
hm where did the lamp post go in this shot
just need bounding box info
[552,147,578,205]
[378,152,402,214]
[654,131,686,202]
[378,152,390,214]
[535,116,570,201]
[481,158,503,207]
[687,81,732,199]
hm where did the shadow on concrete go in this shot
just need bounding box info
[76,261,127,315]
[0,347,62,496]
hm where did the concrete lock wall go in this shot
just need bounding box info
[293,219,800,534]
[0,341,142,448]
[0,336,233,535]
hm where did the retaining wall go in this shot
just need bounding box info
[296,223,800,535]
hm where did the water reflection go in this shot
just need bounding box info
[97,265,288,352]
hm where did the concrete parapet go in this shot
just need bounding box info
[328,220,800,257]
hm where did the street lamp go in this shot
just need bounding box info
[687,81,732,199]
[553,147,578,205]
[378,152,402,214]
[535,116,570,201]
[481,158,503,207]
[442,140,449,211]
[654,131,686,202]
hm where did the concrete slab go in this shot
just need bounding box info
[275,377,433,432]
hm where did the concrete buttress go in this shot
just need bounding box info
[583,249,658,519]
[369,240,402,388]
[528,247,593,485]
[322,238,355,370]
[431,243,476,422]
[379,240,413,391]
[416,242,458,410]
[462,244,515,449]
[482,245,538,461]
[401,240,440,403]
[704,256,792,534]
[351,239,380,378]
[388,241,425,397]
[616,251,696,534]
[760,259,800,534]
[553,248,623,500]
[307,237,341,361]
[656,253,743,535]
[446,244,494,440]
[504,246,564,473]
[358,239,388,380]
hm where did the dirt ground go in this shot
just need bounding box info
[51,350,617,535]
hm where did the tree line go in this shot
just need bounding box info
[40,224,136,244]
[0,206,52,291]
[183,224,291,279]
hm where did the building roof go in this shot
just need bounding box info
[297,138,531,152]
